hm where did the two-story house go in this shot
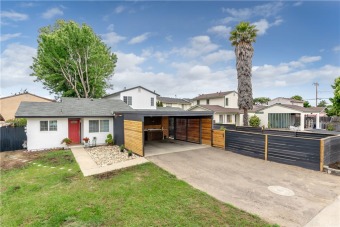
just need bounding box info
[157,97,192,110]
[103,86,159,109]
[189,91,241,125]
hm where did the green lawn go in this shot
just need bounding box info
[1,150,274,226]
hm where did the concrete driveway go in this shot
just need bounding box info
[147,147,340,227]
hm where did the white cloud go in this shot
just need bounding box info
[107,24,114,31]
[114,6,126,14]
[128,32,151,45]
[222,2,284,23]
[333,45,340,52]
[101,32,126,46]
[293,1,303,7]
[42,7,63,19]
[1,43,36,89]
[165,35,173,42]
[115,52,145,73]
[207,25,231,37]
[173,35,219,58]
[299,56,322,63]
[202,50,235,64]
[1,10,28,21]
[1,33,21,42]
[252,18,283,35]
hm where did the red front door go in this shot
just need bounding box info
[68,119,80,144]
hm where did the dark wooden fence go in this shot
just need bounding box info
[0,127,27,152]
[213,123,236,130]
[323,136,340,166]
[217,128,339,171]
[226,130,265,159]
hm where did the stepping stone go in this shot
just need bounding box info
[22,160,28,162]
[43,166,47,167]
[60,167,64,170]
[33,163,37,164]
[38,164,42,166]
[51,167,56,169]
[68,169,72,171]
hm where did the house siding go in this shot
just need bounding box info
[27,118,68,151]
[82,117,114,145]
[119,88,157,109]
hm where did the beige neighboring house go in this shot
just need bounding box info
[268,97,304,107]
[0,92,54,121]
[189,91,240,124]
[157,97,192,110]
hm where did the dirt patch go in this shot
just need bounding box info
[329,162,340,170]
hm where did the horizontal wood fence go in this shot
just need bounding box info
[226,130,265,159]
[216,129,339,171]
[213,124,236,130]
[0,127,27,152]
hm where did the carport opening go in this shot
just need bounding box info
[143,116,212,157]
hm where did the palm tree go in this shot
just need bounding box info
[229,22,258,126]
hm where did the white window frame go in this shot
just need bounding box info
[89,120,110,133]
[219,115,224,123]
[151,97,155,106]
[40,120,57,131]
[123,96,132,105]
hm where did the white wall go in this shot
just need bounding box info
[225,92,238,108]
[120,88,157,109]
[164,102,191,110]
[268,98,303,107]
[27,118,68,151]
[82,117,114,145]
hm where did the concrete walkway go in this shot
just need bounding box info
[70,146,149,177]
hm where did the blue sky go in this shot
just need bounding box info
[1,1,340,105]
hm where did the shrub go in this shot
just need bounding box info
[249,115,261,127]
[220,126,226,131]
[326,124,335,131]
[128,150,133,157]
[61,138,72,145]
[5,118,27,127]
[105,134,114,145]
[119,144,125,152]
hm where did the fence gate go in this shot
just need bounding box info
[0,127,27,152]
[212,130,225,148]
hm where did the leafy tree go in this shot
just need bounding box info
[291,95,303,101]
[5,118,27,127]
[326,76,340,116]
[317,100,327,107]
[230,22,258,126]
[253,97,270,105]
[249,115,261,127]
[156,101,163,107]
[31,20,117,98]
[303,101,311,108]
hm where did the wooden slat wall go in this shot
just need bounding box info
[187,119,200,143]
[144,124,161,130]
[162,117,169,138]
[201,118,212,145]
[175,118,187,140]
[124,120,143,156]
[212,130,225,148]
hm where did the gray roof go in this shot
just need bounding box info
[254,104,326,113]
[103,86,160,98]
[193,91,235,100]
[157,96,191,104]
[16,97,133,118]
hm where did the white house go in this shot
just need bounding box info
[157,97,192,110]
[268,97,304,107]
[16,98,132,151]
[103,86,159,110]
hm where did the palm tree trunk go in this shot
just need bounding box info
[243,108,248,126]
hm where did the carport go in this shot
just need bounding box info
[114,110,213,156]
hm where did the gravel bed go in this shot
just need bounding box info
[85,146,139,167]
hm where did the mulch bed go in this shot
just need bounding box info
[329,162,340,170]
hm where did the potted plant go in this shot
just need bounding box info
[83,137,90,147]
[119,144,125,152]
[105,134,114,145]
[61,138,72,146]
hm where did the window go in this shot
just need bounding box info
[225,98,229,106]
[89,120,99,133]
[100,120,109,132]
[123,96,132,105]
[49,120,58,131]
[227,115,232,123]
[219,115,223,123]
[40,121,48,131]
[151,97,155,106]
[197,100,200,105]
[89,120,109,133]
[40,120,57,131]
[207,99,210,104]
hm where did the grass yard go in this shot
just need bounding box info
[1,150,274,226]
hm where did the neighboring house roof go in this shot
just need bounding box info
[0,92,54,102]
[16,97,133,118]
[271,97,304,103]
[193,91,235,100]
[156,106,183,111]
[254,103,326,113]
[157,96,191,104]
[189,105,241,113]
[103,86,160,98]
